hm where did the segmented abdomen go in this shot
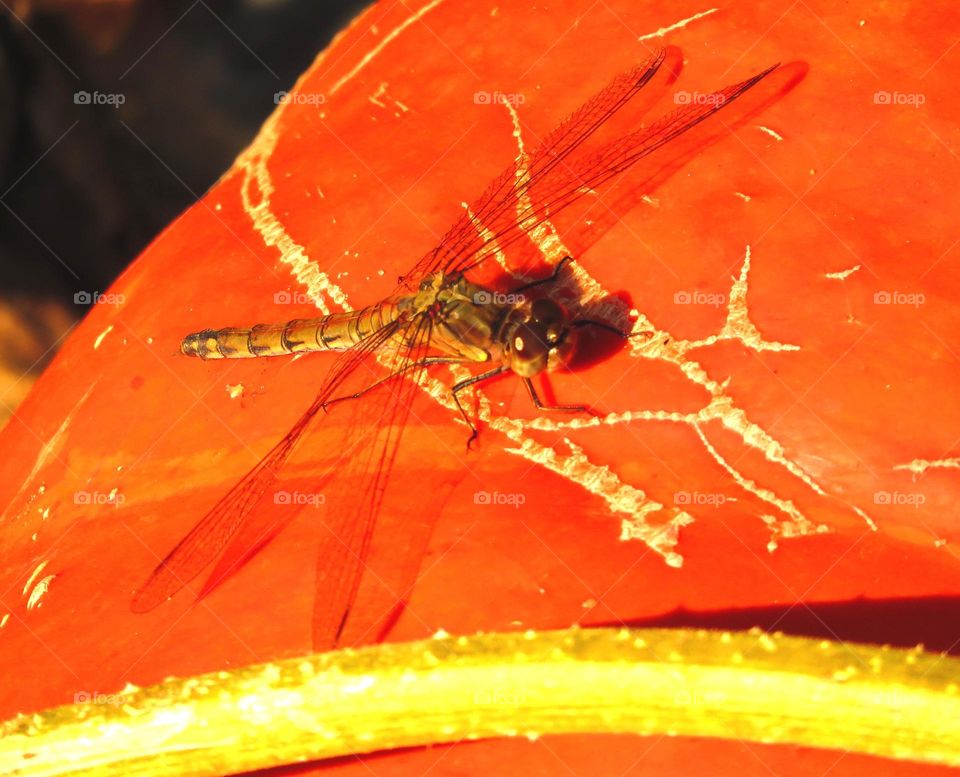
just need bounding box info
[181,302,399,359]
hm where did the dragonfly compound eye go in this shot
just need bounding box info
[530,298,564,326]
[509,323,551,376]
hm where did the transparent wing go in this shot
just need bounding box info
[403,51,779,283]
[455,63,779,277]
[309,314,439,649]
[130,318,409,614]
[401,48,669,287]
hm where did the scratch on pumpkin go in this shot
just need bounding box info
[93,325,114,350]
[825,265,861,280]
[894,458,960,480]
[22,560,49,596]
[328,0,446,97]
[25,574,55,610]
[232,2,875,567]
[22,559,56,610]
[757,126,784,142]
[637,8,719,42]
[369,82,410,115]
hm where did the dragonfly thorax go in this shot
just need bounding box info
[404,273,576,376]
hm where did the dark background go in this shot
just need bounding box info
[0,0,368,422]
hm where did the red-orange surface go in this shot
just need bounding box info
[1,1,958,774]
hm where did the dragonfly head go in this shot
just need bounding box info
[504,298,577,377]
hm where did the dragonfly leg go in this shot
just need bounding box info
[572,318,654,340]
[451,365,508,450]
[321,356,467,412]
[511,255,574,292]
[523,377,592,414]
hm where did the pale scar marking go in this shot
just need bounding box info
[757,126,784,142]
[825,265,861,280]
[329,0,446,97]
[239,116,348,316]
[369,82,410,115]
[93,325,114,350]
[26,574,55,610]
[369,82,389,107]
[894,458,960,480]
[852,505,879,532]
[637,8,719,42]
[22,560,49,596]
[693,423,830,549]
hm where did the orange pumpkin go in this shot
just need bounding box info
[1,1,957,774]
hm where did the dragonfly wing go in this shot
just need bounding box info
[401,48,672,287]
[130,320,406,613]
[401,49,781,284]
[451,63,782,278]
[308,314,444,649]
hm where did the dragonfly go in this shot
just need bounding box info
[131,48,782,649]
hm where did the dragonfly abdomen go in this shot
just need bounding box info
[181,302,400,359]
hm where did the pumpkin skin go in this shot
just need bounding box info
[1,0,958,775]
